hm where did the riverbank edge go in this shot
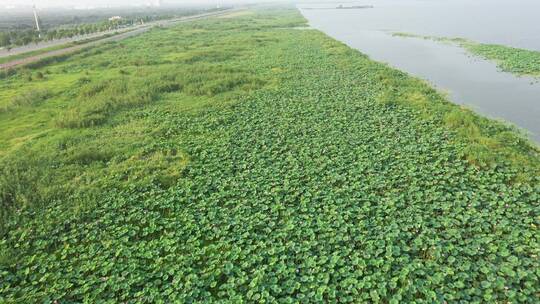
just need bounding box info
[300,24,540,178]
[307,26,540,179]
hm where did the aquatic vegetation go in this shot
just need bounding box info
[0,9,539,303]
[465,43,540,77]
[393,32,540,77]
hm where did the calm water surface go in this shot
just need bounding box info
[300,0,540,142]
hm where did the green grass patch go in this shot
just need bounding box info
[0,89,51,113]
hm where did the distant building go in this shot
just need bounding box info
[109,16,122,22]
[146,0,162,7]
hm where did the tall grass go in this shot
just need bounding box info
[0,89,51,113]
[56,65,264,128]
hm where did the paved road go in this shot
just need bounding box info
[0,9,238,70]
[0,29,130,58]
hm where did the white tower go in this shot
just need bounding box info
[33,4,41,38]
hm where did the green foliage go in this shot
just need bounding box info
[56,75,178,128]
[0,89,51,112]
[465,43,540,77]
[0,32,9,47]
[0,8,538,303]
[54,65,263,128]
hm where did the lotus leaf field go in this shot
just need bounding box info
[0,9,539,303]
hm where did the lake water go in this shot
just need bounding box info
[300,0,540,143]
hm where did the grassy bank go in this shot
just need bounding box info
[393,32,540,77]
[0,8,539,303]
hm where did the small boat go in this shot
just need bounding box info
[336,4,374,9]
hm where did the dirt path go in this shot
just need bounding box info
[0,9,239,70]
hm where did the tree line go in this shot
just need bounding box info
[0,15,165,49]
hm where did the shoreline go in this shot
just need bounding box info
[300,8,540,144]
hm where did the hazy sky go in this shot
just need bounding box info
[0,0,226,8]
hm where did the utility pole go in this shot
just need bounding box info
[33,4,41,38]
